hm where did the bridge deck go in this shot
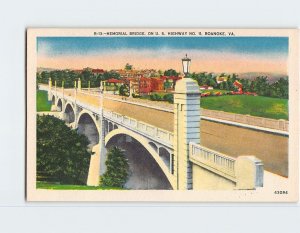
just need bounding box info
[103,98,174,132]
[64,89,101,107]
[64,89,174,132]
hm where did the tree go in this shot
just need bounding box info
[100,147,129,188]
[81,68,93,88]
[164,69,179,77]
[208,78,216,87]
[40,71,50,84]
[36,73,42,90]
[102,71,121,80]
[37,115,91,185]
[271,78,288,98]
[119,84,129,96]
[125,63,133,70]
[164,79,172,89]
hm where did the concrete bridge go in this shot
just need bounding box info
[39,78,268,190]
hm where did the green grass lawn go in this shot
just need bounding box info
[37,90,52,112]
[201,95,288,120]
[36,181,123,190]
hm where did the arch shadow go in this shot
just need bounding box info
[77,111,100,147]
[105,127,175,189]
[64,103,75,124]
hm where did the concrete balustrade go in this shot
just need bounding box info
[103,110,174,147]
[189,142,236,179]
[201,108,288,132]
[189,142,264,190]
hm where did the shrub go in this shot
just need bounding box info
[149,93,162,101]
[100,147,129,188]
[132,93,141,98]
[163,94,174,103]
[119,84,129,96]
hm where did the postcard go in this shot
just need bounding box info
[26,28,299,202]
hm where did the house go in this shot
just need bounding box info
[151,78,164,91]
[216,76,228,84]
[199,85,213,90]
[139,77,152,94]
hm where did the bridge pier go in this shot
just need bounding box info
[48,78,52,101]
[78,78,81,90]
[98,113,107,177]
[174,78,200,190]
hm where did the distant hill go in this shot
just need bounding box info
[237,72,288,83]
[37,67,56,73]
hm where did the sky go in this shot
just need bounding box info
[37,37,288,74]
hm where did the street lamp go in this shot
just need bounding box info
[182,54,191,77]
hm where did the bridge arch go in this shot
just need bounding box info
[51,95,55,105]
[64,103,75,124]
[149,142,158,153]
[76,111,100,147]
[104,127,175,189]
[57,98,63,112]
[159,147,171,170]
[108,122,114,132]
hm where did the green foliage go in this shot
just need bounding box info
[149,93,162,101]
[164,69,179,77]
[102,71,121,81]
[125,63,133,70]
[163,93,174,103]
[191,72,218,88]
[100,147,129,188]
[37,115,91,185]
[37,90,52,112]
[132,93,141,98]
[39,71,50,84]
[119,84,129,96]
[191,72,288,99]
[163,80,172,89]
[37,69,121,89]
[251,77,289,99]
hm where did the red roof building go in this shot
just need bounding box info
[151,78,164,91]
[139,77,152,94]
[106,78,124,84]
[92,69,105,74]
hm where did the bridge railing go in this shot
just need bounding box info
[201,108,288,132]
[103,110,174,147]
[79,89,102,96]
[189,142,236,180]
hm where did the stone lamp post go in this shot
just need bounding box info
[173,54,200,190]
[182,54,191,76]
